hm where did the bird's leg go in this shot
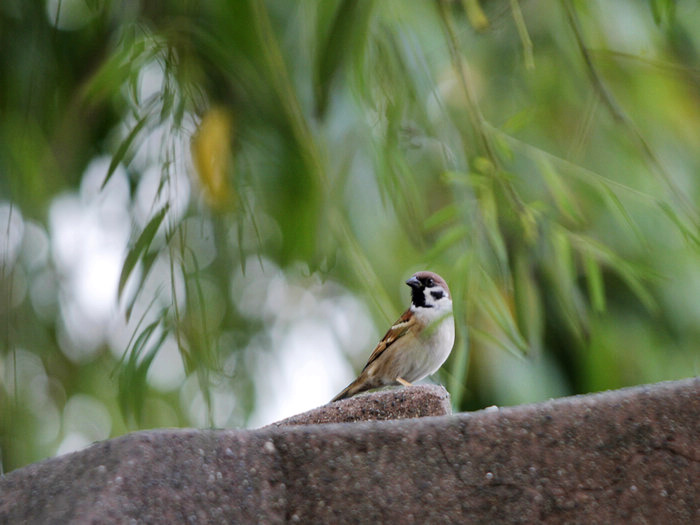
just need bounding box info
[396,377,413,387]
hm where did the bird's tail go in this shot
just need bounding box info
[330,377,372,403]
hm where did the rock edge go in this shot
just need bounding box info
[1,378,698,524]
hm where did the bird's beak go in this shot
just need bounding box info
[406,276,421,289]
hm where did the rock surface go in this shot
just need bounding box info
[268,384,451,427]
[1,378,698,523]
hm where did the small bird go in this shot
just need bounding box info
[331,271,455,402]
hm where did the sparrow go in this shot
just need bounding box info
[331,271,455,402]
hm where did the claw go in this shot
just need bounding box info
[396,377,413,387]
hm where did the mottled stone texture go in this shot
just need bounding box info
[1,379,698,524]
[269,384,452,427]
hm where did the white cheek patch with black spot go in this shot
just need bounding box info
[430,290,444,301]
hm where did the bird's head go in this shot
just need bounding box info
[406,271,452,311]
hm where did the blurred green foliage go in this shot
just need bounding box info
[1,0,700,472]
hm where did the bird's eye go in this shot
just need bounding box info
[426,278,434,287]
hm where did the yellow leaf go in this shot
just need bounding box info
[191,107,234,209]
[461,0,489,32]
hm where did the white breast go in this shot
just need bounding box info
[403,304,455,382]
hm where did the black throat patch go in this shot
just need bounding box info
[411,287,431,308]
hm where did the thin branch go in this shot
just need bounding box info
[510,0,535,70]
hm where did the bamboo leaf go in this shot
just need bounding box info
[568,232,659,313]
[118,318,168,422]
[425,224,469,260]
[650,0,676,26]
[82,36,147,104]
[600,183,647,248]
[125,250,161,322]
[658,201,700,248]
[460,0,489,31]
[510,0,534,69]
[583,252,606,313]
[546,229,590,340]
[424,203,460,232]
[118,203,170,301]
[447,252,472,408]
[512,250,543,352]
[314,0,374,117]
[446,335,470,408]
[103,113,150,189]
[479,183,508,270]
[478,267,529,355]
[538,156,583,225]
[470,326,527,360]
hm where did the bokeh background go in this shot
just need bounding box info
[2,0,699,472]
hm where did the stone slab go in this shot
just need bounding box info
[268,384,451,427]
[1,378,698,523]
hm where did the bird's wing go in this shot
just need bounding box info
[361,309,416,372]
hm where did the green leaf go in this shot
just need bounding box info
[314,0,375,117]
[445,335,469,409]
[124,250,161,322]
[425,224,469,260]
[118,317,168,422]
[470,326,527,361]
[568,232,658,313]
[103,113,150,189]
[424,203,460,232]
[650,0,676,26]
[600,184,647,248]
[509,0,534,69]
[447,253,471,408]
[583,252,606,313]
[118,203,170,301]
[479,183,509,270]
[553,229,576,289]
[512,250,543,353]
[477,266,529,356]
[547,229,590,340]
[538,156,583,225]
[82,36,147,104]
[658,201,700,249]
[461,0,489,31]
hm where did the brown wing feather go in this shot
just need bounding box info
[361,309,416,372]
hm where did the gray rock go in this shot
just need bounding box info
[1,378,698,524]
[268,384,451,427]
